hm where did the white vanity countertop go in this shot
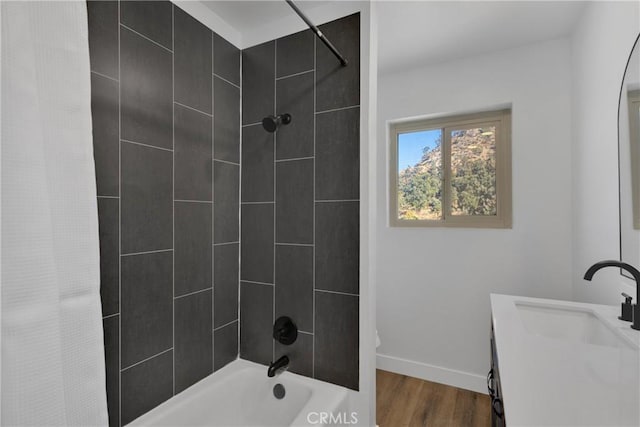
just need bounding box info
[490,294,640,427]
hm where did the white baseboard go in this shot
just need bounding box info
[376,353,487,395]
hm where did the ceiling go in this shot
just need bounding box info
[202,1,327,41]
[377,1,587,75]
[201,1,587,75]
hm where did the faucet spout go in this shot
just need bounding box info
[584,260,640,330]
[267,355,289,378]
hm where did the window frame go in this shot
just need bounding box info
[389,109,512,228]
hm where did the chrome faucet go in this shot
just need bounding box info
[267,355,289,377]
[583,260,640,330]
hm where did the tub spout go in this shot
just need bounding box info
[268,355,289,377]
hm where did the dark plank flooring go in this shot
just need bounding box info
[376,369,491,427]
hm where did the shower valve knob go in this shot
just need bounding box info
[273,316,297,345]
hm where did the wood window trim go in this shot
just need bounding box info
[389,109,512,228]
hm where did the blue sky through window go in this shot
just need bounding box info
[398,129,442,170]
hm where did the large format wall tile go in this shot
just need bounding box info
[275,332,312,378]
[103,315,119,427]
[174,202,212,296]
[275,245,313,332]
[120,27,173,150]
[315,107,360,201]
[214,77,240,164]
[120,1,172,50]
[241,203,274,284]
[121,142,172,254]
[315,13,360,111]
[174,104,212,201]
[276,29,314,78]
[239,14,360,390]
[242,41,274,125]
[121,350,173,425]
[90,73,119,197]
[174,6,212,114]
[314,291,359,390]
[214,33,240,86]
[315,201,359,295]
[175,290,213,393]
[276,159,313,244]
[214,243,239,328]
[97,198,119,317]
[241,125,274,203]
[214,320,238,371]
[89,3,242,425]
[121,251,173,368]
[240,282,273,365]
[87,0,118,79]
[275,72,314,160]
[213,161,239,243]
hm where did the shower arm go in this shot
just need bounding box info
[285,0,348,67]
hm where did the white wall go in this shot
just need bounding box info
[571,1,639,305]
[376,38,574,392]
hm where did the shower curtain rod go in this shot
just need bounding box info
[285,0,348,67]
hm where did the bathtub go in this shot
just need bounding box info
[129,359,350,426]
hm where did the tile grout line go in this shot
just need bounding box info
[91,69,119,82]
[117,0,122,423]
[174,287,212,300]
[174,100,212,118]
[171,4,176,397]
[213,158,240,166]
[121,138,173,153]
[272,39,277,363]
[121,248,173,257]
[120,22,173,53]
[237,47,243,360]
[103,312,119,320]
[121,348,173,373]
[275,242,313,247]
[315,288,359,298]
[211,29,216,372]
[213,241,239,246]
[241,279,274,287]
[275,68,314,81]
[97,195,119,199]
[242,122,261,128]
[213,72,240,90]
[316,199,360,203]
[275,156,314,163]
[315,104,360,115]
[174,199,212,204]
[241,201,274,205]
[213,318,238,332]
[312,33,317,379]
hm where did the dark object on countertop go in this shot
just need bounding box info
[584,260,640,330]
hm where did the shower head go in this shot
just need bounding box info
[262,113,292,133]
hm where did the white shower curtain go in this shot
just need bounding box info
[1,1,108,425]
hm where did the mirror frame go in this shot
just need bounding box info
[618,33,640,278]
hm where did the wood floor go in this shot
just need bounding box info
[376,370,491,427]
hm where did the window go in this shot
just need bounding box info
[389,109,512,228]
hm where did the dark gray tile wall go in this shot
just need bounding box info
[87,2,240,425]
[239,13,360,390]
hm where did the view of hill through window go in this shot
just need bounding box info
[397,127,497,220]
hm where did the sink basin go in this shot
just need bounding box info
[516,302,633,348]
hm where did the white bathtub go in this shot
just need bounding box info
[129,359,350,426]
